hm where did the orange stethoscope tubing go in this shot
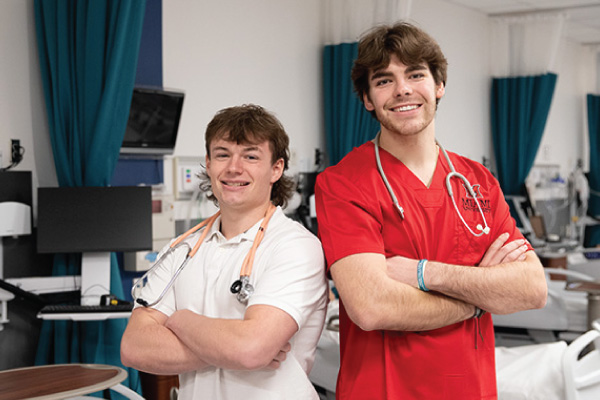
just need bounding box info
[132,204,277,307]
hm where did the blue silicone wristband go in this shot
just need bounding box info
[417,259,429,292]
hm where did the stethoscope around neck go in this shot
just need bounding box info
[374,132,490,237]
[132,204,277,307]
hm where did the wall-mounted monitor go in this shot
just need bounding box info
[37,186,153,305]
[120,87,185,156]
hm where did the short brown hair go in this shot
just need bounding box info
[199,104,295,208]
[352,21,448,111]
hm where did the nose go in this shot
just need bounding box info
[395,79,412,97]
[226,154,243,173]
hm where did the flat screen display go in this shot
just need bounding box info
[37,186,153,254]
[120,87,184,155]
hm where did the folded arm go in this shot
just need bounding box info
[386,234,548,315]
[122,304,296,374]
[121,307,210,375]
[330,252,475,332]
[165,304,297,370]
[425,251,546,314]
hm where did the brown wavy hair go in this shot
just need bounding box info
[198,104,295,208]
[351,21,448,116]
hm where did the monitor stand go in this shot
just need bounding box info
[80,252,111,306]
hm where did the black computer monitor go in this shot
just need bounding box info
[120,87,185,155]
[37,186,152,305]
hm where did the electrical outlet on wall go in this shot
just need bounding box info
[11,139,21,163]
[542,145,551,161]
[289,148,298,171]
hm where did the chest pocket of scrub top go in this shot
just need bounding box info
[399,189,446,257]
[454,183,493,266]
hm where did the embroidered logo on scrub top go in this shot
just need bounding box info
[461,184,491,213]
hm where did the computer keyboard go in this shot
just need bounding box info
[39,303,133,314]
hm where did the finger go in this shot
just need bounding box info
[500,244,528,264]
[487,238,525,266]
[494,239,525,261]
[484,241,527,266]
[275,350,288,362]
[480,233,509,266]
[265,349,289,370]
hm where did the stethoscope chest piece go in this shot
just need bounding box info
[230,275,254,303]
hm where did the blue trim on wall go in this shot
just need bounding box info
[112,158,164,186]
[117,0,165,187]
[135,0,162,87]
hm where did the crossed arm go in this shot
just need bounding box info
[331,233,547,332]
[121,304,296,375]
[386,234,547,315]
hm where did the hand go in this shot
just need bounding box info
[479,233,528,267]
[265,342,291,370]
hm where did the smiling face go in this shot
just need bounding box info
[206,137,283,214]
[363,55,445,139]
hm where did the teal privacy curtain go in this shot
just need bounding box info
[491,73,558,195]
[586,94,600,247]
[323,42,380,165]
[33,0,146,396]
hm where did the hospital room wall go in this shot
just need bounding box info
[537,41,595,175]
[161,0,325,175]
[0,0,594,211]
[0,0,54,197]
[409,0,595,178]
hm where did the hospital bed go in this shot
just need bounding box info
[310,300,600,400]
[495,320,600,400]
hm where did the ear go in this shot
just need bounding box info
[270,158,284,184]
[205,154,211,175]
[363,92,375,111]
[436,82,445,99]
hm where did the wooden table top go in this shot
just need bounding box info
[0,363,127,400]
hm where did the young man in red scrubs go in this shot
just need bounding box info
[315,22,548,399]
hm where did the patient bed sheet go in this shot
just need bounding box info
[495,341,566,400]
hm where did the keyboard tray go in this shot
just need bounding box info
[39,303,133,314]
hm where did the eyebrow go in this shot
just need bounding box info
[370,70,394,82]
[211,145,263,153]
[406,64,427,73]
[370,64,429,81]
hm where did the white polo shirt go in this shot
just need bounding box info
[136,207,328,400]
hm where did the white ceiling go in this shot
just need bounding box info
[438,0,600,45]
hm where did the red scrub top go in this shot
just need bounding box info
[315,142,531,400]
